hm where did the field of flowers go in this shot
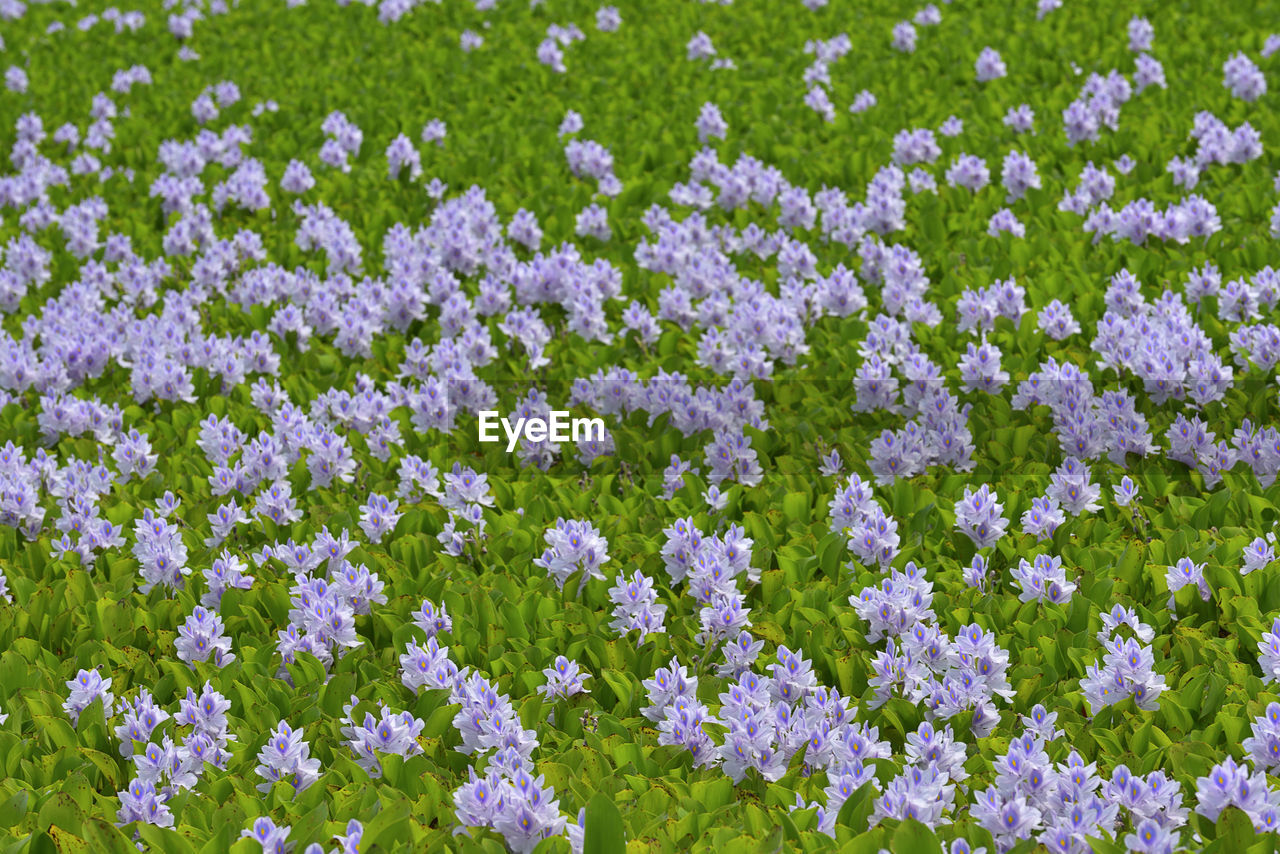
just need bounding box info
[2,0,1280,851]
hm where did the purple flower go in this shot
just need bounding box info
[891,21,917,53]
[304,820,362,854]
[255,720,321,795]
[1166,557,1211,611]
[411,598,452,638]
[908,168,936,194]
[818,448,843,477]
[954,484,1008,549]
[1135,53,1167,92]
[508,208,544,251]
[1124,818,1178,853]
[242,816,292,852]
[986,209,1024,238]
[828,473,876,535]
[848,505,901,567]
[441,463,494,514]
[1019,704,1063,742]
[1243,702,1280,774]
[340,700,425,777]
[1003,104,1034,133]
[113,429,158,482]
[116,778,173,828]
[5,66,29,93]
[400,636,457,693]
[804,87,835,123]
[1224,52,1267,102]
[534,518,611,591]
[455,763,570,850]
[1242,535,1276,575]
[914,4,941,25]
[718,630,763,679]
[957,338,1008,394]
[1097,605,1153,644]
[358,492,402,543]
[1035,300,1079,340]
[851,564,935,641]
[1046,457,1101,516]
[973,786,1039,848]
[946,154,990,192]
[574,202,611,241]
[1112,475,1140,507]
[489,769,568,852]
[974,47,1007,82]
[703,430,763,487]
[1195,756,1274,827]
[420,118,447,146]
[64,667,114,726]
[641,657,697,722]
[643,659,716,767]
[453,769,502,831]
[870,764,955,828]
[702,484,728,511]
[1260,618,1280,684]
[687,31,716,61]
[596,6,620,31]
[1127,16,1154,51]
[1001,150,1041,202]
[111,690,167,756]
[608,570,667,644]
[385,134,422,181]
[849,89,877,113]
[1011,554,1075,604]
[557,110,583,138]
[1081,631,1167,713]
[175,606,235,667]
[892,128,941,166]
[539,656,591,700]
[853,354,900,412]
[696,102,728,142]
[205,499,247,549]
[963,554,990,591]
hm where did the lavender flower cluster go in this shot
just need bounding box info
[1,0,1279,851]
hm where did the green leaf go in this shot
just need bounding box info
[81,818,139,854]
[1208,807,1257,852]
[834,782,877,838]
[1083,831,1127,854]
[782,491,809,525]
[890,818,942,854]
[361,795,411,851]
[582,793,625,854]
[0,790,28,828]
[138,825,197,854]
[532,836,572,854]
[1248,835,1278,854]
[597,670,633,713]
[36,793,85,837]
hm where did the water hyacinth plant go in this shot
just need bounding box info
[1,0,1280,852]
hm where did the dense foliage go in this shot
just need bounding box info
[1,0,1280,852]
